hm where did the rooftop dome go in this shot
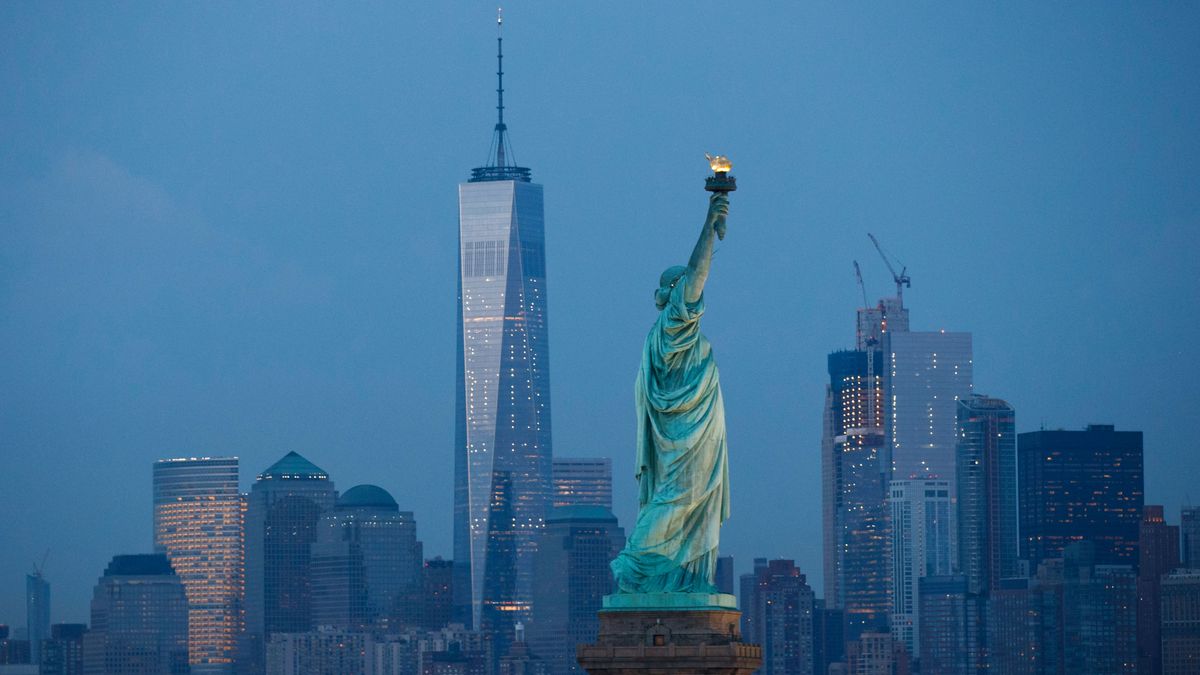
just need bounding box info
[337,484,398,509]
[257,451,328,481]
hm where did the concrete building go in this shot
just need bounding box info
[742,559,815,675]
[82,554,189,674]
[888,478,953,658]
[1160,569,1200,675]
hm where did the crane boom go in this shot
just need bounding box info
[853,260,869,309]
[867,233,911,304]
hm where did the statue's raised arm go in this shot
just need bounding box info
[683,193,729,303]
[611,187,734,598]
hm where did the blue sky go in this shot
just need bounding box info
[1,2,1198,624]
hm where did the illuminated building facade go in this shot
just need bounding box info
[1017,425,1144,571]
[82,554,189,674]
[153,457,243,673]
[453,22,553,641]
[550,458,611,509]
[242,452,336,673]
[888,478,954,658]
[310,484,423,631]
[822,349,891,639]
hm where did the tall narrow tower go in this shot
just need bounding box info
[453,9,553,645]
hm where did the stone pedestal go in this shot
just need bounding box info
[576,594,762,675]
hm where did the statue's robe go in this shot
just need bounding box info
[611,273,729,593]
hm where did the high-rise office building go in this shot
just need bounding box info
[884,330,973,483]
[812,600,844,675]
[1137,505,1180,675]
[822,349,891,640]
[1017,425,1144,571]
[82,554,189,675]
[955,395,1018,595]
[243,452,336,673]
[1060,543,1138,675]
[41,623,86,675]
[743,559,815,675]
[153,456,243,673]
[1181,505,1200,568]
[550,458,611,509]
[310,484,423,631]
[422,558,455,631]
[528,506,623,675]
[740,558,769,641]
[454,20,553,638]
[986,578,1053,675]
[888,478,954,658]
[1161,569,1200,675]
[26,570,49,669]
[917,574,984,675]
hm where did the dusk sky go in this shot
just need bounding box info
[2,3,1198,625]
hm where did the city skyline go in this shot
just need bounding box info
[2,3,1199,629]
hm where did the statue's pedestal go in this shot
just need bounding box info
[576,594,762,675]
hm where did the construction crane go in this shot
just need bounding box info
[853,261,878,431]
[867,233,911,305]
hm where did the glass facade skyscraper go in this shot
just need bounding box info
[885,330,973,483]
[310,484,423,631]
[822,349,891,639]
[955,395,1018,595]
[453,26,553,641]
[242,452,336,673]
[550,457,611,509]
[26,570,49,669]
[153,457,243,673]
[1017,425,1144,571]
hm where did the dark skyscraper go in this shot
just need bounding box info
[1181,505,1200,568]
[310,484,423,631]
[242,451,336,672]
[454,16,553,636]
[715,555,735,596]
[26,569,49,669]
[917,574,984,675]
[956,395,1018,596]
[42,623,86,675]
[1017,425,1144,571]
[528,506,623,675]
[743,559,815,675]
[82,554,189,675]
[153,456,243,673]
[1137,505,1180,675]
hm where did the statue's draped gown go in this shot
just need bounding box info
[611,273,729,593]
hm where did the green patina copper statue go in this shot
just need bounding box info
[610,183,732,596]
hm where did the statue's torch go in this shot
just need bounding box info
[704,153,735,240]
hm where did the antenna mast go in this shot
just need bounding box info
[494,7,506,167]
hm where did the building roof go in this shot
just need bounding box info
[546,505,618,524]
[337,484,398,510]
[257,451,328,481]
[103,554,176,577]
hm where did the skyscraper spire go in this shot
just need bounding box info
[472,7,530,182]
[495,7,506,167]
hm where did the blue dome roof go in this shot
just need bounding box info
[337,484,398,509]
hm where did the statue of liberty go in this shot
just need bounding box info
[610,185,732,595]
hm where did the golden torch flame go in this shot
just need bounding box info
[706,153,732,173]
